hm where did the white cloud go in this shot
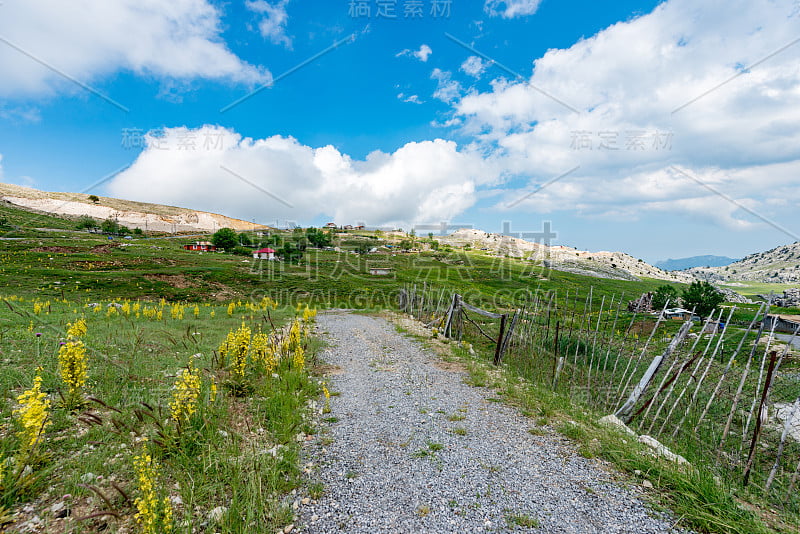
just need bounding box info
[460,56,489,78]
[396,44,433,62]
[454,0,800,230]
[0,0,268,98]
[397,93,423,104]
[484,0,542,19]
[107,126,501,227]
[431,69,462,103]
[246,0,292,49]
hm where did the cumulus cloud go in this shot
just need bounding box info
[484,0,542,19]
[460,56,489,78]
[0,0,268,98]
[455,0,800,231]
[431,69,462,103]
[396,44,433,62]
[107,126,501,227]
[246,0,292,49]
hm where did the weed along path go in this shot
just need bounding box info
[298,312,682,533]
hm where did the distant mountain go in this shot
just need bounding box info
[686,242,800,284]
[655,255,739,271]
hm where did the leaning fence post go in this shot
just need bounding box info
[615,320,692,423]
[493,314,507,365]
[553,320,565,389]
[743,350,778,486]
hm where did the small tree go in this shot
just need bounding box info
[306,227,332,248]
[652,284,680,310]
[238,232,252,246]
[76,216,98,230]
[88,195,99,204]
[212,228,238,251]
[681,281,724,318]
[280,242,302,263]
[100,218,119,234]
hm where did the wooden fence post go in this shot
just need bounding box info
[616,320,692,423]
[743,351,778,486]
[493,314,507,365]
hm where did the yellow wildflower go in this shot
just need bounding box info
[133,446,173,534]
[58,339,88,402]
[14,369,51,451]
[170,361,201,424]
[66,318,87,338]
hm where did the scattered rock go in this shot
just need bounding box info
[208,506,227,522]
[638,435,689,465]
[598,415,636,436]
[642,480,654,489]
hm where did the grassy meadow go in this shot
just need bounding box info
[2,202,799,533]
[0,291,323,533]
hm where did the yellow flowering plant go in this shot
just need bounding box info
[169,360,201,426]
[14,369,51,453]
[58,339,88,409]
[133,442,173,534]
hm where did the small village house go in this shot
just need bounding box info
[764,314,800,334]
[253,247,276,260]
[369,267,393,276]
[664,308,694,320]
[183,241,216,252]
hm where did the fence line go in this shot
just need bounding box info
[398,284,800,517]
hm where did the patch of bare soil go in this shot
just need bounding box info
[143,274,199,289]
[90,243,120,254]
[313,364,344,375]
[30,246,80,253]
[68,260,124,270]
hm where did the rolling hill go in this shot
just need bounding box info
[0,182,267,233]
[685,241,800,284]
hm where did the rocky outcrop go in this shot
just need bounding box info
[628,292,654,313]
[770,288,800,308]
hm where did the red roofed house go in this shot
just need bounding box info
[253,247,276,260]
[183,241,216,252]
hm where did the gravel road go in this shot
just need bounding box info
[298,312,681,533]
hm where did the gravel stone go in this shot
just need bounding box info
[300,313,686,533]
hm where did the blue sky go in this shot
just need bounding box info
[1,0,799,263]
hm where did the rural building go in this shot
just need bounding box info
[324,222,337,229]
[664,308,693,320]
[183,241,216,252]
[253,247,276,260]
[764,314,800,334]
[369,267,393,276]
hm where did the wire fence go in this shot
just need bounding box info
[398,284,800,517]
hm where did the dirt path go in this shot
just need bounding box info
[298,312,681,533]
